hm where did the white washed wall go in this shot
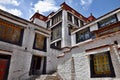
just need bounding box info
[117,12,120,21]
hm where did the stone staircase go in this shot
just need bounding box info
[35,73,62,80]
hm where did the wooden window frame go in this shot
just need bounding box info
[90,51,115,78]
[0,19,24,46]
[50,40,61,50]
[80,20,84,27]
[52,11,62,25]
[51,23,62,41]
[98,14,118,28]
[74,16,79,26]
[47,20,50,28]
[76,28,91,43]
[67,12,73,22]
[33,33,47,52]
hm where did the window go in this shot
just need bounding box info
[90,51,115,77]
[52,11,62,25]
[51,23,62,41]
[67,12,72,22]
[98,15,118,28]
[80,20,84,27]
[76,28,91,43]
[68,24,75,35]
[29,55,42,75]
[47,20,50,28]
[50,40,61,49]
[74,16,79,26]
[0,19,24,46]
[33,33,47,52]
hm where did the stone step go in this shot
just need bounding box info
[44,75,59,80]
[35,75,59,80]
[36,75,48,80]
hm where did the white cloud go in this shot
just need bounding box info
[0,0,20,6]
[80,0,93,9]
[33,0,59,14]
[0,5,22,16]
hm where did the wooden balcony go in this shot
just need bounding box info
[94,21,120,37]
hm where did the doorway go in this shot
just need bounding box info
[29,55,47,75]
[0,54,11,80]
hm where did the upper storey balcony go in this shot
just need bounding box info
[94,21,120,37]
[94,14,119,37]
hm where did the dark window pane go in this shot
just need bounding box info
[47,21,50,28]
[57,41,61,49]
[67,12,72,22]
[51,23,62,41]
[74,16,79,26]
[50,41,61,49]
[80,20,84,27]
[33,33,47,52]
[76,28,91,43]
[98,15,118,28]
[52,11,62,25]
[29,55,42,75]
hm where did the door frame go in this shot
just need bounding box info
[0,54,11,80]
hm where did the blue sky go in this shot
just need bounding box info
[0,0,120,20]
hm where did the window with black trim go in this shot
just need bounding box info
[33,33,47,52]
[90,51,115,77]
[52,11,62,25]
[98,15,118,28]
[0,18,24,46]
[51,23,62,41]
[67,12,72,22]
[47,20,50,28]
[80,20,84,27]
[68,24,75,35]
[76,28,91,43]
[74,16,79,26]
[50,40,61,49]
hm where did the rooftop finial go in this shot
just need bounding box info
[37,10,39,13]
[90,13,92,16]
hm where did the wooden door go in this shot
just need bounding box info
[0,59,8,80]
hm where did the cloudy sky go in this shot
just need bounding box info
[0,0,120,20]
